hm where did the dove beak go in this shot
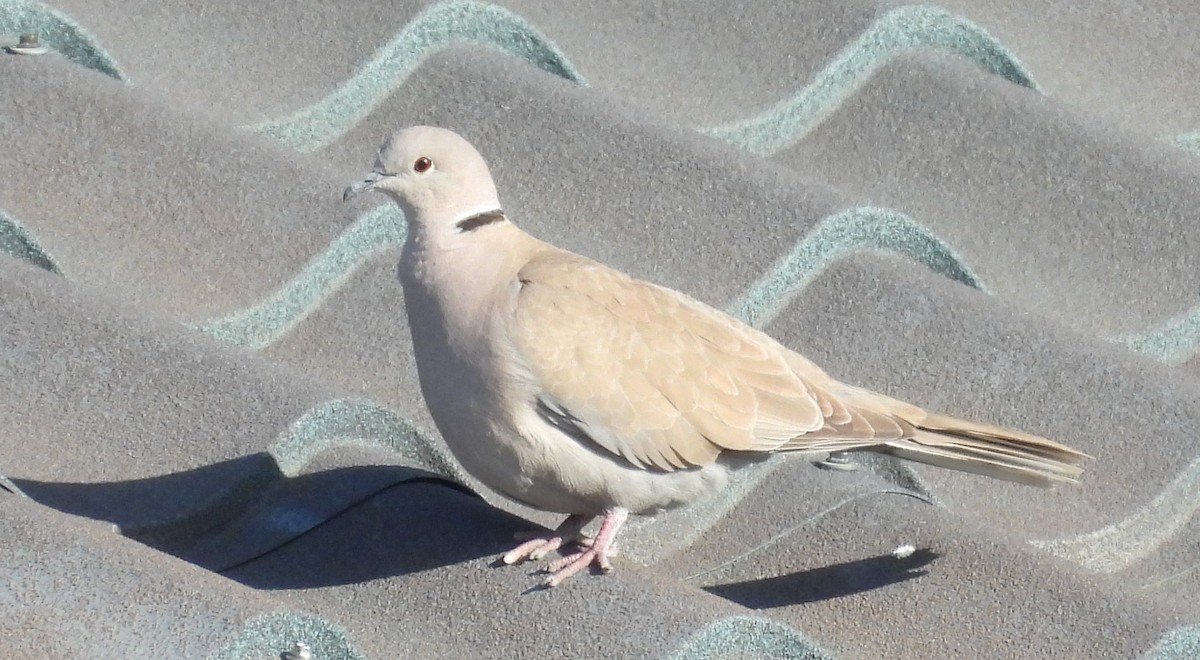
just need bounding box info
[342,171,385,202]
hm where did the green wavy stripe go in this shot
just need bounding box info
[195,204,406,349]
[1172,130,1200,155]
[1029,453,1200,573]
[208,612,365,660]
[728,206,986,329]
[0,207,60,274]
[1114,309,1200,366]
[701,4,1040,156]
[247,3,1037,156]
[0,0,126,80]
[269,398,463,484]
[14,193,1200,372]
[665,616,831,660]
[250,0,587,152]
[1147,624,1200,660]
[189,205,983,352]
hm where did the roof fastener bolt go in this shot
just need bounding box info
[815,451,859,471]
[8,34,48,56]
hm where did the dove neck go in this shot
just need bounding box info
[400,196,501,239]
[400,213,526,307]
[399,220,532,374]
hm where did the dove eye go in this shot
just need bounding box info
[413,157,433,173]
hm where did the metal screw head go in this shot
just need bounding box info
[8,34,48,56]
[814,451,859,471]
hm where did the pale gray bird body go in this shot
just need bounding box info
[345,126,1088,587]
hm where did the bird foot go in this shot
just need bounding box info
[503,513,594,565]
[503,534,574,564]
[574,535,619,554]
[502,530,620,566]
[539,545,614,588]
[499,509,630,588]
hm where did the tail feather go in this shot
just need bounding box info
[919,412,1087,459]
[884,426,1087,488]
[790,384,1089,486]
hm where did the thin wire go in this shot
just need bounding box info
[681,488,934,582]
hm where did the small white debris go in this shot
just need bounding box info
[282,642,312,660]
[892,544,916,559]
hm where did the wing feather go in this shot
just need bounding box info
[514,251,833,470]
[508,247,1086,486]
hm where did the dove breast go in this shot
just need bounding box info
[399,224,759,515]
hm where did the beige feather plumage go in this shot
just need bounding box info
[514,247,1084,486]
[344,125,1088,587]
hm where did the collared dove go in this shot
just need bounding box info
[344,126,1088,588]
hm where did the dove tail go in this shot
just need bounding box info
[883,413,1088,487]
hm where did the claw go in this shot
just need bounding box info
[542,549,595,588]
[500,513,594,566]
[499,509,630,588]
[502,537,564,565]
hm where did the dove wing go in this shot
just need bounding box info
[511,250,904,471]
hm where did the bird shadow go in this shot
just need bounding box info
[221,475,532,590]
[703,547,940,608]
[10,453,283,557]
[9,456,530,589]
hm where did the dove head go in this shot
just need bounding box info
[344,126,503,240]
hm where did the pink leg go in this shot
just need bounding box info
[541,508,629,588]
[501,514,592,565]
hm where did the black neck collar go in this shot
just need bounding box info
[455,209,507,233]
